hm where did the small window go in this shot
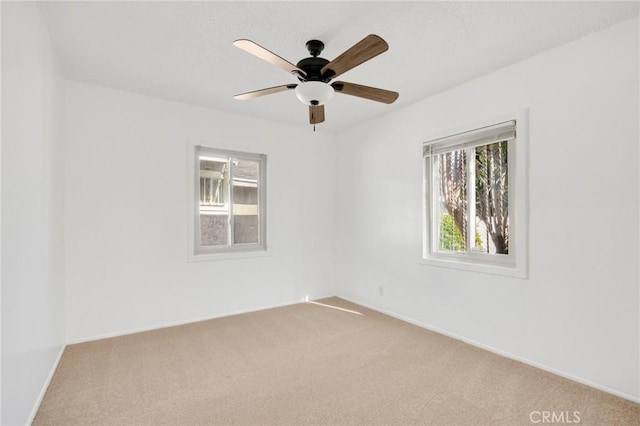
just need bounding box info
[423,115,528,277]
[193,146,266,255]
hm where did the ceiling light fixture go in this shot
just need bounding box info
[294,81,334,106]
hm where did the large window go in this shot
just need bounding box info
[423,115,528,277]
[193,146,266,255]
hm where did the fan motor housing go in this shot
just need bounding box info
[295,39,330,82]
[296,57,330,82]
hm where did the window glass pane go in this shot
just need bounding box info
[232,159,260,244]
[474,141,509,254]
[199,158,229,246]
[437,149,467,252]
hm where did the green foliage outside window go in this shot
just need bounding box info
[440,213,484,252]
[439,214,465,252]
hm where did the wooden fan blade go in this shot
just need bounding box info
[234,84,297,101]
[321,34,388,79]
[309,104,325,124]
[234,39,306,77]
[332,81,398,104]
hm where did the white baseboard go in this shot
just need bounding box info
[27,344,66,426]
[67,298,309,345]
[338,295,640,404]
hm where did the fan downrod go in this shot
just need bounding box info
[305,40,324,57]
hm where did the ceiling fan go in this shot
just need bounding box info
[233,35,399,128]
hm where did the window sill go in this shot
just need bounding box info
[188,249,271,263]
[419,257,527,279]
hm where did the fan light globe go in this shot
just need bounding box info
[295,81,334,105]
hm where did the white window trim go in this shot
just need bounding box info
[187,142,268,262]
[420,110,529,279]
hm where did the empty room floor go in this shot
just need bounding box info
[34,298,639,425]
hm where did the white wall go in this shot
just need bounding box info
[1,2,66,425]
[335,17,639,400]
[64,81,337,342]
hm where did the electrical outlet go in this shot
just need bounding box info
[378,286,384,296]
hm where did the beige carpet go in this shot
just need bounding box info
[35,298,639,425]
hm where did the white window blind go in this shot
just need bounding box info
[423,120,516,156]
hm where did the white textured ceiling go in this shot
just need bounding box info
[38,1,639,132]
